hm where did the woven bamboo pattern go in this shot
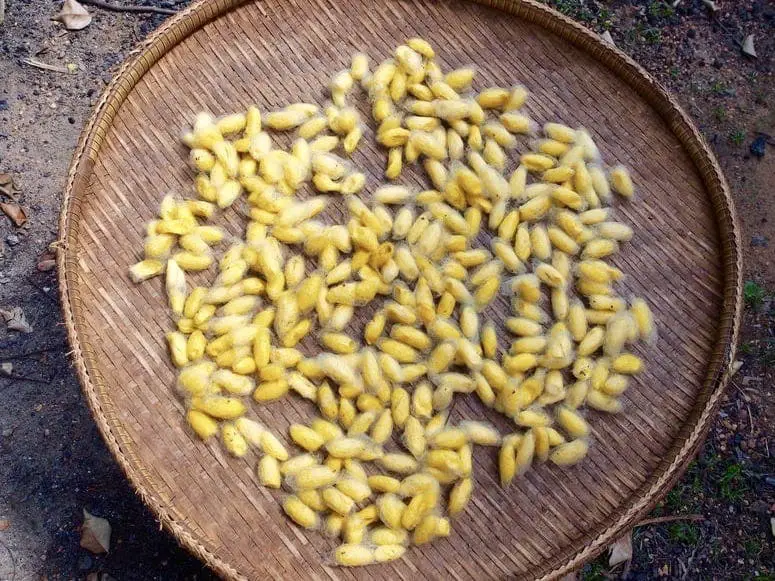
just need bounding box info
[57,0,742,578]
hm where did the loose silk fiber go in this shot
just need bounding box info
[58,0,741,579]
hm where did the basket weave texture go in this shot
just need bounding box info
[58,0,742,579]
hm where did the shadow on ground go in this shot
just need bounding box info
[1,272,217,580]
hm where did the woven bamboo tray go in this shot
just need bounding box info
[58,0,742,578]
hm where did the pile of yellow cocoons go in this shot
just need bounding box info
[129,37,656,567]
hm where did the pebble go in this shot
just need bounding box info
[751,235,768,247]
[6,235,19,246]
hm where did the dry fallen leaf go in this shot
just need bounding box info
[742,34,757,58]
[608,530,633,567]
[728,359,743,379]
[0,519,10,531]
[0,173,21,201]
[52,0,92,31]
[0,306,33,333]
[80,509,111,554]
[0,202,27,227]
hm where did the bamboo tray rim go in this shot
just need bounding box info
[57,0,743,578]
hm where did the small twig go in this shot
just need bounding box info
[0,373,50,385]
[711,16,745,50]
[79,0,177,15]
[21,57,71,74]
[677,558,687,579]
[681,540,700,580]
[0,344,67,361]
[636,514,704,527]
[747,404,754,436]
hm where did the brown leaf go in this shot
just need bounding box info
[0,173,21,201]
[0,202,27,227]
[52,0,92,31]
[80,509,111,554]
[608,530,633,567]
[0,519,10,531]
[0,307,33,333]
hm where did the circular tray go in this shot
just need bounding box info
[58,0,742,578]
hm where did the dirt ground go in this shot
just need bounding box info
[0,0,772,579]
